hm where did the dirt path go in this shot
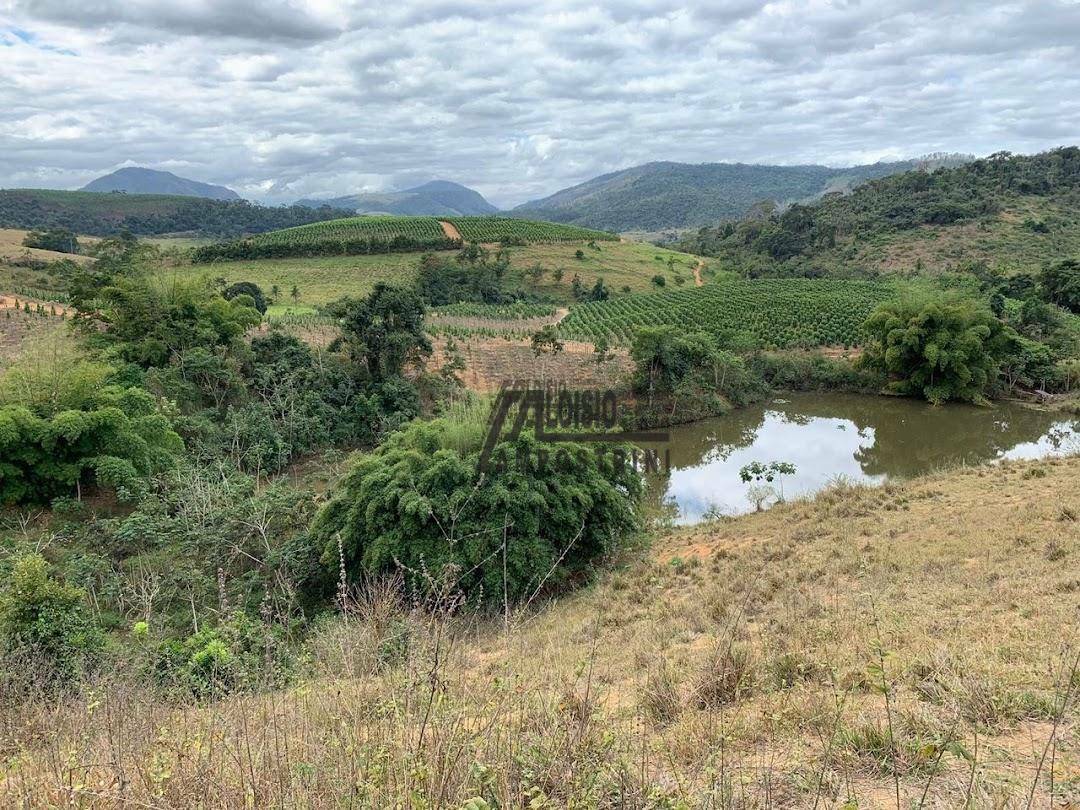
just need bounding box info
[692,259,705,287]
[438,220,462,241]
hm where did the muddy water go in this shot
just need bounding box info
[644,392,1079,524]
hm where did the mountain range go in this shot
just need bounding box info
[294,180,498,216]
[512,155,973,232]
[68,157,977,233]
[81,167,241,201]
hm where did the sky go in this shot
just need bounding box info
[1,0,1079,208]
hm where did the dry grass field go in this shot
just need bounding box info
[2,456,1077,807]
[0,228,97,266]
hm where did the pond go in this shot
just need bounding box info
[643,392,1080,524]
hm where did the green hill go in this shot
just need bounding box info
[674,147,1080,276]
[0,189,352,238]
[513,155,971,232]
[192,215,617,262]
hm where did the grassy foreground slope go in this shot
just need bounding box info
[5,457,1078,806]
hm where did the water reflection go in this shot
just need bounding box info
[644,393,1079,524]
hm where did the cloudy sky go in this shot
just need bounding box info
[1,0,1078,208]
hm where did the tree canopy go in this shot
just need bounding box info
[862,296,1014,404]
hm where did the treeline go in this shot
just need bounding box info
[191,233,459,262]
[675,147,1080,268]
[0,189,353,238]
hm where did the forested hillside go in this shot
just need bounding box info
[0,189,352,238]
[513,155,970,231]
[675,147,1080,277]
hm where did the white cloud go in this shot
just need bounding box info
[0,0,1078,206]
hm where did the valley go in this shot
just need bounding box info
[1,149,1078,809]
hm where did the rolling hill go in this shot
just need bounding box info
[295,180,497,216]
[81,167,241,201]
[673,147,1080,277]
[0,189,352,238]
[191,214,617,261]
[513,155,971,232]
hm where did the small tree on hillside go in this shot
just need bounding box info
[531,324,564,384]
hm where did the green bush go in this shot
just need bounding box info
[152,611,293,696]
[862,296,1015,404]
[310,416,642,604]
[0,554,105,680]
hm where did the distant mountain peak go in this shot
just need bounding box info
[81,167,241,201]
[295,179,496,216]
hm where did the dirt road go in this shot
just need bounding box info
[438,220,463,241]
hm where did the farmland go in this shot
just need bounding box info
[558,277,898,347]
[160,240,705,306]
[443,215,616,243]
[192,215,620,262]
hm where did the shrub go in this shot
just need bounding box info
[0,554,105,680]
[862,295,1015,404]
[223,281,268,314]
[310,416,642,604]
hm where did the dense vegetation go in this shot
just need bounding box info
[514,156,970,231]
[558,277,896,347]
[0,189,352,238]
[674,148,1080,275]
[0,234,646,691]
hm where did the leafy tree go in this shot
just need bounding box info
[570,274,585,300]
[588,277,610,302]
[739,461,797,508]
[309,418,641,602]
[77,277,261,369]
[0,337,183,504]
[223,281,267,314]
[1042,259,1080,313]
[326,283,431,383]
[862,296,1014,404]
[593,336,613,367]
[531,325,564,358]
[0,384,183,504]
[651,274,666,288]
[414,251,505,305]
[629,327,765,423]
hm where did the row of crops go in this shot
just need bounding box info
[557,278,898,349]
[444,217,617,244]
[192,216,455,262]
[192,215,618,263]
[430,302,558,319]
